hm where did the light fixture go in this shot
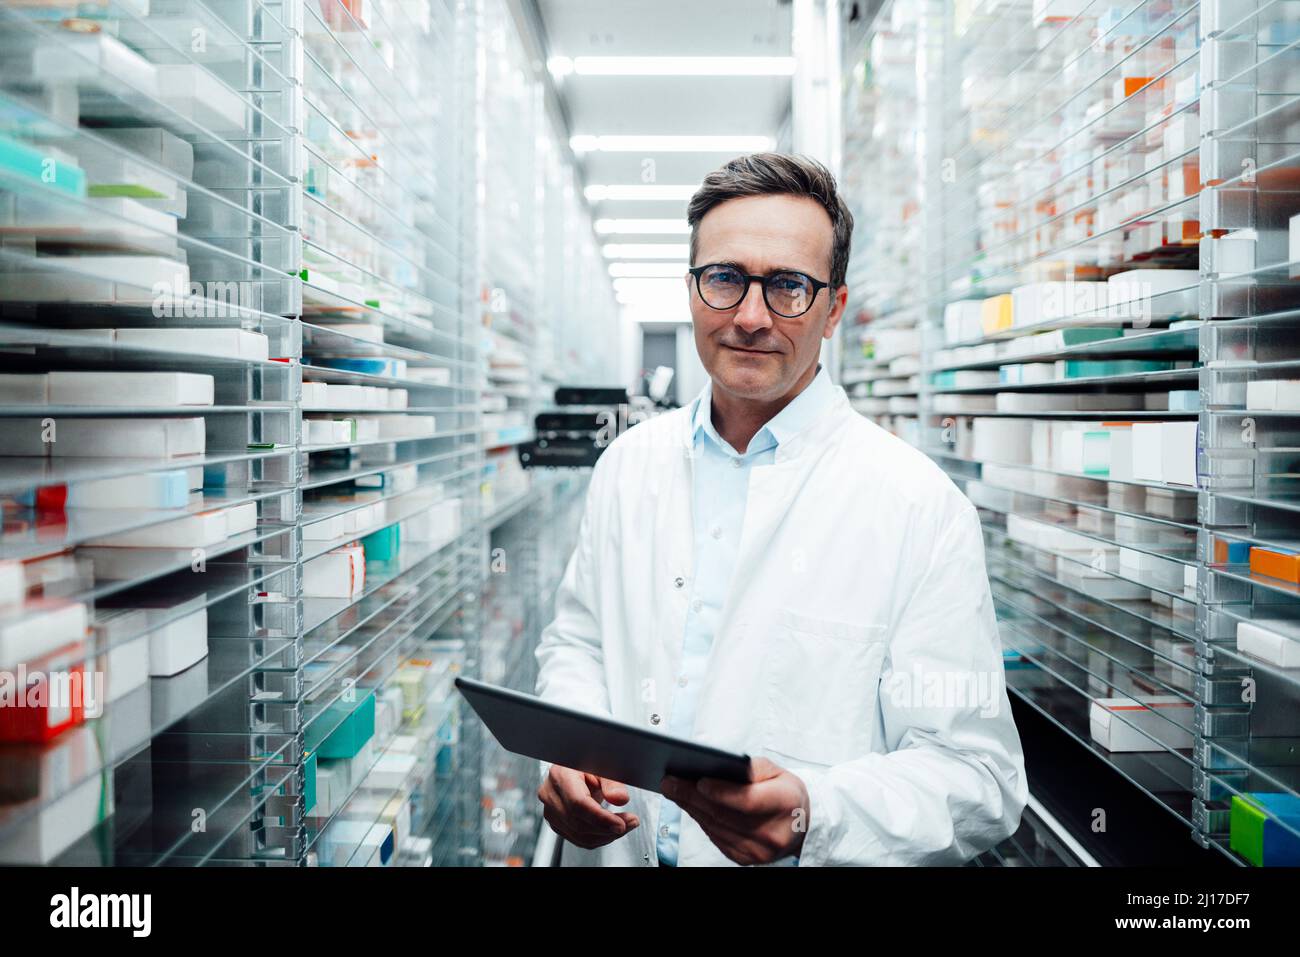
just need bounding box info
[602,243,690,259]
[594,218,690,235]
[570,135,774,153]
[620,304,692,323]
[617,292,689,309]
[584,184,698,202]
[550,56,795,77]
[609,262,689,278]
[612,277,686,294]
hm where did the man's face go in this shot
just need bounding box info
[687,193,849,403]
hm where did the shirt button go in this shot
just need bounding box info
[673,577,684,589]
[659,825,670,838]
[691,599,702,612]
[677,676,688,687]
[650,713,661,725]
[710,526,722,540]
[731,458,742,469]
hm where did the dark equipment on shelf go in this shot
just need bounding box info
[519,385,649,469]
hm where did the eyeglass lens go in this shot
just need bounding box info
[697,265,816,317]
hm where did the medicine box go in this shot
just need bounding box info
[52,417,205,458]
[316,691,376,760]
[1236,618,1300,668]
[0,656,90,743]
[1130,422,1164,481]
[88,509,228,548]
[0,758,106,864]
[1230,793,1300,867]
[1246,378,1300,411]
[361,523,400,562]
[303,544,366,598]
[304,750,318,815]
[98,127,195,179]
[0,600,89,671]
[155,64,247,132]
[104,634,150,705]
[1250,546,1300,585]
[115,327,270,361]
[147,601,208,677]
[1161,421,1197,486]
[66,470,190,509]
[1088,695,1195,752]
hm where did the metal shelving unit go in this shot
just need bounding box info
[470,0,618,866]
[0,0,617,867]
[840,0,1300,866]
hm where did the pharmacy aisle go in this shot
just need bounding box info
[0,0,618,867]
[842,0,1300,867]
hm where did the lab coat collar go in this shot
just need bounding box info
[683,364,841,460]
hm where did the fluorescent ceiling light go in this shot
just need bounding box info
[585,184,698,202]
[602,243,689,259]
[595,218,690,235]
[610,262,689,278]
[612,277,685,294]
[571,135,774,153]
[617,293,689,309]
[556,56,795,76]
[621,305,691,323]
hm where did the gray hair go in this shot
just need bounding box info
[687,152,854,288]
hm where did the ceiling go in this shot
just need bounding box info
[535,0,795,286]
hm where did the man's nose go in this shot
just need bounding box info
[733,279,773,334]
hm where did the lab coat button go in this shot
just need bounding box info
[642,853,651,864]
[677,676,688,687]
[650,713,661,725]
[673,577,684,589]
[710,525,722,540]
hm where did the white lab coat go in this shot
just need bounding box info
[535,384,1027,866]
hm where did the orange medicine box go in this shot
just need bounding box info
[1250,546,1300,584]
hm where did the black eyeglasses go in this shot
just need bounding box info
[688,263,830,318]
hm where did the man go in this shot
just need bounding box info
[535,152,1026,866]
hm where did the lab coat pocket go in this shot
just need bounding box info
[760,609,888,768]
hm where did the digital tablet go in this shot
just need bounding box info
[455,676,753,793]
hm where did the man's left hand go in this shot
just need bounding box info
[661,757,809,865]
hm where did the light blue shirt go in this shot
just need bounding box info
[656,365,836,866]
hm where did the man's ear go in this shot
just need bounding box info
[823,284,850,339]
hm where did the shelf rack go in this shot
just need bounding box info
[469,0,620,866]
[0,0,618,867]
[840,0,1300,866]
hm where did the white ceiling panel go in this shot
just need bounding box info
[579,151,743,186]
[536,0,793,190]
[538,0,792,57]
[560,76,788,135]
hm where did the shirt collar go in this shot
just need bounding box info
[689,364,835,455]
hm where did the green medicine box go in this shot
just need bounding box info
[1057,329,1123,346]
[306,690,376,760]
[1058,359,1173,379]
[1230,792,1300,866]
[362,523,400,562]
[304,750,318,815]
[1,133,87,197]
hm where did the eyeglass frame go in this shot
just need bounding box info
[687,263,832,319]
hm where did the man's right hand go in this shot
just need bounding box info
[538,765,639,849]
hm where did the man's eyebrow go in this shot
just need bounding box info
[706,260,815,276]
